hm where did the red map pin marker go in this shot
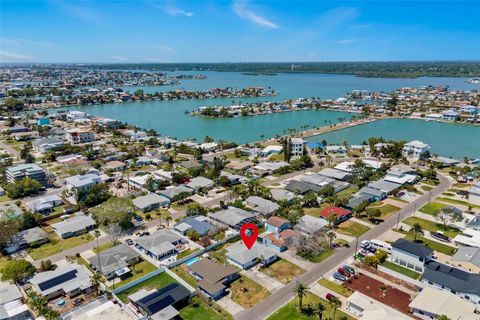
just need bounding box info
[240,223,259,250]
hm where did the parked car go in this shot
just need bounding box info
[366,246,377,254]
[139,231,150,237]
[125,238,134,245]
[431,232,450,242]
[343,265,355,275]
[333,272,347,282]
[338,267,351,277]
[133,215,143,222]
[359,240,370,249]
[326,293,337,301]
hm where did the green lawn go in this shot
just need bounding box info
[402,232,456,256]
[230,275,270,308]
[381,261,421,280]
[268,153,285,162]
[76,256,95,273]
[318,278,353,297]
[437,197,480,209]
[261,259,305,284]
[179,298,231,320]
[424,179,439,186]
[92,241,120,253]
[0,195,11,203]
[28,233,94,260]
[336,221,370,237]
[452,183,471,189]
[303,204,330,217]
[421,185,433,191]
[177,248,200,260]
[116,272,176,302]
[419,202,446,215]
[403,216,462,238]
[370,204,401,219]
[297,248,334,263]
[109,259,158,290]
[335,187,359,198]
[267,293,354,320]
[172,265,198,288]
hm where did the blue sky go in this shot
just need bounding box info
[1,0,479,63]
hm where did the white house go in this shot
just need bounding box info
[469,182,480,206]
[290,138,304,159]
[64,171,102,204]
[402,140,430,159]
[66,128,95,144]
[391,238,433,273]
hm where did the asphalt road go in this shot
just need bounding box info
[235,173,452,320]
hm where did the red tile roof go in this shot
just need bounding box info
[319,205,351,219]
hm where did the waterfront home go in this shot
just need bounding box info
[66,111,88,121]
[0,284,32,320]
[209,206,256,230]
[318,205,352,224]
[349,145,371,157]
[26,194,63,214]
[66,128,95,144]
[391,238,433,273]
[128,283,191,320]
[325,145,347,155]
[442,110,460,121]
[409,287,478,320]
[95,117,120,129]
[430,156,460,167]
[6,163,47,186]
[260,145,283,157]
[135,230,186,261]
[197,142,218,152]
[88,243,140,279]
[469,182,480,206]
[133,193,170,212]
[4,226,49,254]
[290,138,305,159]
[226,241,277,270]
[295,215,328,235]
[318,167,352,181]
[306,141,324,155]
[51,212,96,239]
[270,188,295,202]
[450,247,480,273]
[426,113,443,121]
[402,140,430,159]
[32,137,64,153]
[174,215,213,236]
[422,260,480,304]
[29,264,93,301]
[188,258,239,300]
[123,129,148,141]
[346,291,411,320]
[186,176,214,191]
[65,171,102,203]
[245,196,279,217]
[159,185,192,201]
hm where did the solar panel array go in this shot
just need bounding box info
[137,282,191,315]
[38,270,78,291]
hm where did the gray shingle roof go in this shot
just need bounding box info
[227,242,277,265]
[135,230,184,257]
[451,247,480,268]
[30,264,91,296]
[133,193,170,210]
[0,284,22,305]
[52,213,95,235]
[174,215,212,235]
[392,238,433,259]
[209,207,256,229]
[423,261,480,296]
[88,244,140,275]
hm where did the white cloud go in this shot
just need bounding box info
[112,56,128,61]
[147,0,193,17]
[0,51,34,62]
[317,7,360,29]
[150,43,176,53]
[233,1,280,29]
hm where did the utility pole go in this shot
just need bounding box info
[354,236,359,257]
[396,212,401,230]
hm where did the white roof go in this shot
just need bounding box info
[227,241,277,265]
[348,291,411,320]
[334,161,355,173]
[52,213,95,235]
[65,172,101,188]
[408,287,477,320]
[453,228,480,248]
[262,145,283,153]
[405,140,429,148]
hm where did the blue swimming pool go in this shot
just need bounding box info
[185,257,200,266]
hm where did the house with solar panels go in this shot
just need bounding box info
[128,282,191,320]
[29,264,93,300]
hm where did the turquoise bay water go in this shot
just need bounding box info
[52,72,480,157]
[308,118,480,159]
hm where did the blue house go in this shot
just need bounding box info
[265,216,290,233]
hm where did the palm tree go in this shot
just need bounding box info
[410,223,424,241]
[294,281,309,311]
[90,272,102,295]
[329,296,342,320]
[437,315,451,320]
[327,231,336,248]
[313,302,325,320]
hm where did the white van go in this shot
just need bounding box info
[369,239,392,253]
